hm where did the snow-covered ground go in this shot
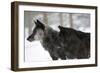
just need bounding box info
[25,38,52,62]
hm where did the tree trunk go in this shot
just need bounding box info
[69,13,73,28]
[59,13,63,26]
[43,13,48,26]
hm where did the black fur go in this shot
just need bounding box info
[27,19,90,60]
[58,26,90,59]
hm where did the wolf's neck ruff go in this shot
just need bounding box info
[40,26,59,45]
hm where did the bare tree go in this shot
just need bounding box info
[59,13,63,26]
[69,13,73,28]
[43,13,48,26]
[25,12,33,35]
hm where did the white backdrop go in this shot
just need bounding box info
[0,0,99,73]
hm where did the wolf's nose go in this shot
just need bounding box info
[27,37,30,41]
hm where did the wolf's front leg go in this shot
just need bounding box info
[51,56,58,60]
[57,50,66,60]
[48,50,58,60]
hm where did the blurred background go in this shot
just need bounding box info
[24,11,90,62]
[24,11,90,37]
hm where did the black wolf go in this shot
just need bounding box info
[27,19,90,60]
[58,26,90,59]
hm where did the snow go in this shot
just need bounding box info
[25,38,52,62]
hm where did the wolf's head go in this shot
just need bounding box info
[27,20,45,42]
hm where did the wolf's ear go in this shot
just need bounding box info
[37,19,43,25]
[58,26,63,30]
[36,19,45,26]
[35,19,45,30]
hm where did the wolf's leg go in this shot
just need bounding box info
[51,56,58,60]
[48,50,58,60]
[49,52,58,60]
[57,50,66,60]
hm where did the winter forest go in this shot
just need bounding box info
[24,11,90,62]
